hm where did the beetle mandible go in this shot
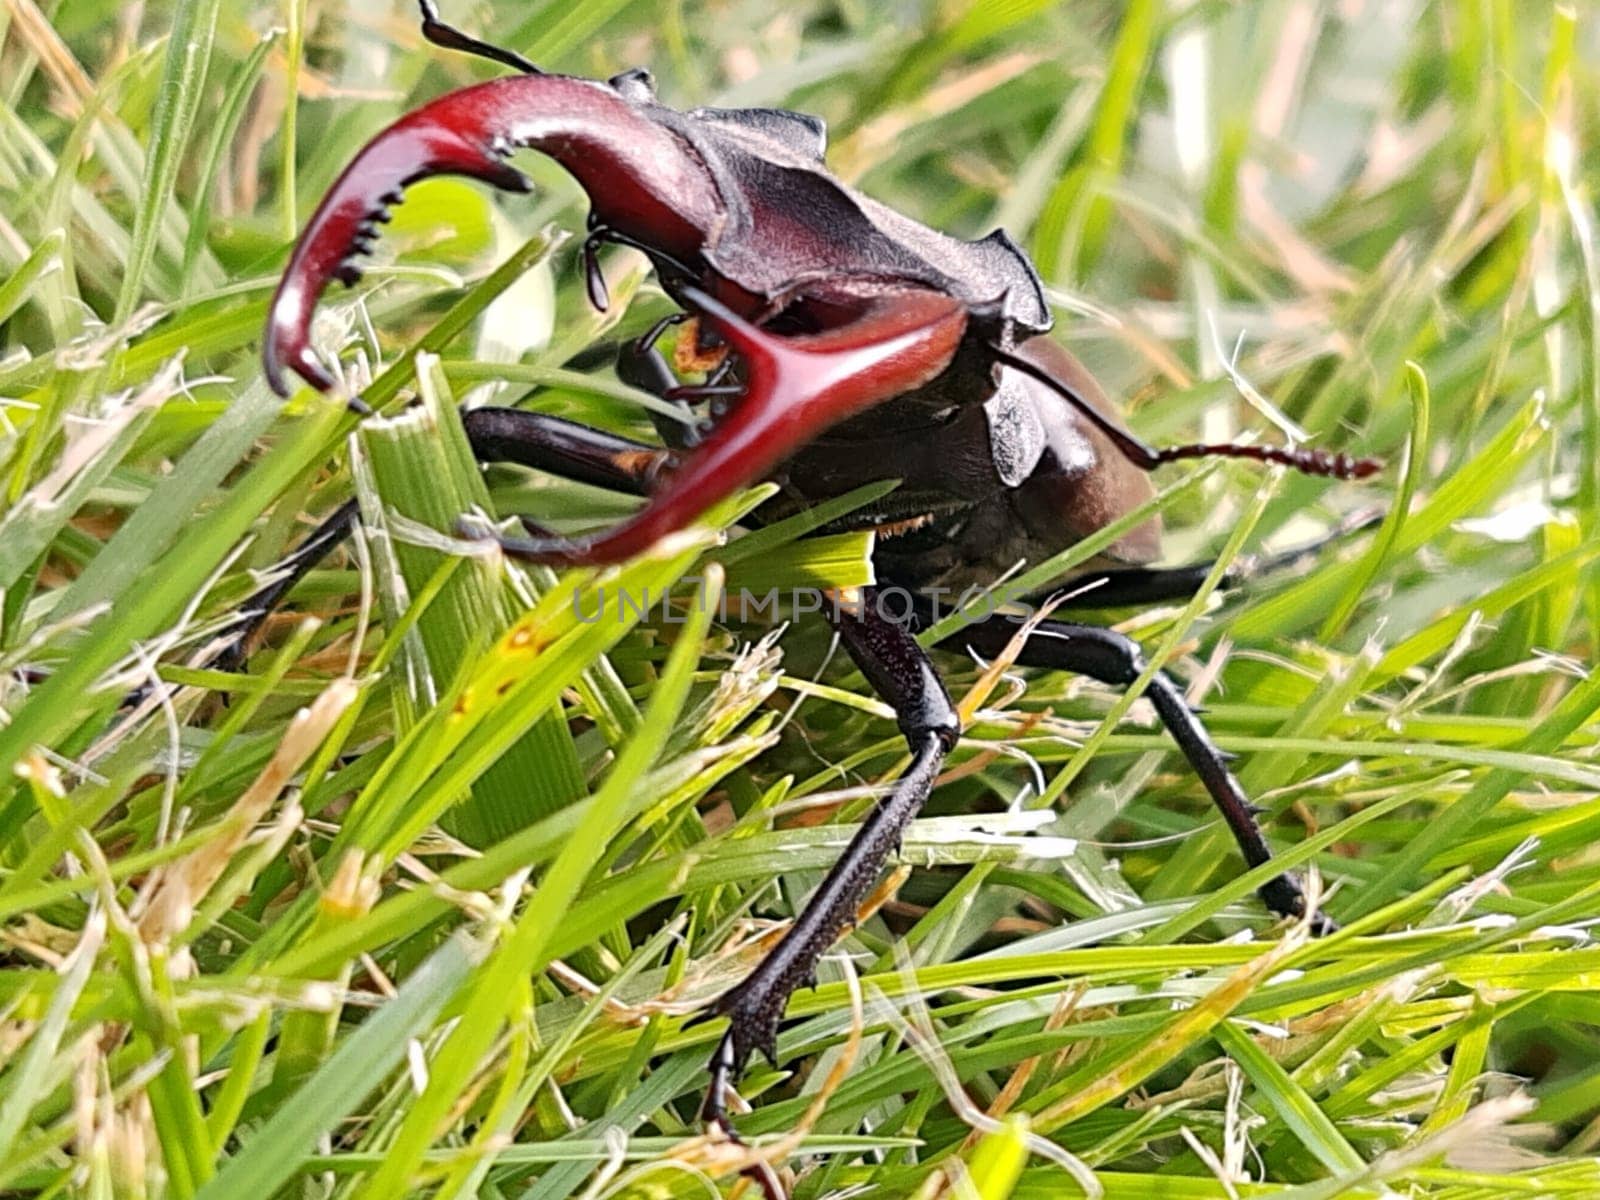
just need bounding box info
[257,0,1381,1144]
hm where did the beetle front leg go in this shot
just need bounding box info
[943,615,1333,932]
[700,588,959,1128]
[460,407,671,492]
[213,410,668,673]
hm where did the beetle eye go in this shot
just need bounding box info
[609,67,656,101]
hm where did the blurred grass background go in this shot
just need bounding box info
[3,0,1600,1196]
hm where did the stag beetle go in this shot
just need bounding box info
[255,1,1380,1146]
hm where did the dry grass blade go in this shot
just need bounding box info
[137,677,358,946]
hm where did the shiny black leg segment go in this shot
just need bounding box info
[634,310,690,354]
[1044,562,1228,611]
[417,0,543,75]
[213,499,359,674]
[1043,510,1385,611]
[700,589,960,1124]
[614,342,707,451]
[580,220,613,312]
[216,409,664,674]
[944,614,1333,933]
[460,407,665,494]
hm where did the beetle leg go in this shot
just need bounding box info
[1036,509,1386,611]
[614,340,708,452]
[460,407,671,492]
[634,310,691,355]
[614,318,742,450]
[482,286,968,566]
[417,1,543,75]
[213,410,666,673]
[942,615,1334,932]
[229,320,708,675]
[665,384,744,400]
[700,588,960,1127]
[212,499,361,675]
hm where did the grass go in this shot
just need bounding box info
[2,0,1600,1196]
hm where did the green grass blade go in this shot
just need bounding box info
[193,934,480,1200]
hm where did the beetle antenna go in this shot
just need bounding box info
[418,1,544,76]
[990,345,1382,482]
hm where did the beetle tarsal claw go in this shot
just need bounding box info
[512,513,559,539]
[580,226,611,312]
[699,1027,743,1126]
[699,982,784,1078]
[455,515,590,565]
